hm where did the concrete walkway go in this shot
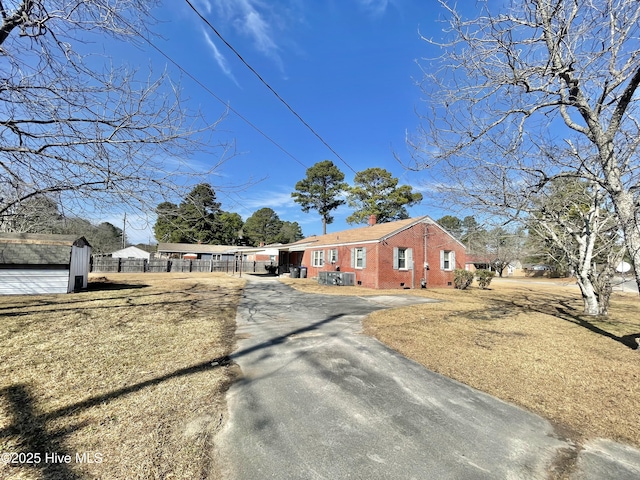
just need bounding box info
[215,276,640,479]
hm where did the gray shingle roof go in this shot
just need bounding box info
[0,233,90,265]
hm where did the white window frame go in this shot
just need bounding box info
[329,248,338,264]
[441,250,455,271]
[352,247,366,269]
[398,248,407,269]
[312,250,324,267]
[393,247,413,270]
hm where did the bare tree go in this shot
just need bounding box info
[410,0,640,294]
[0,0,228,230]
[485,227,526,278]
[530,179,622,314]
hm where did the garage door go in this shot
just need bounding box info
[0,269,70,295]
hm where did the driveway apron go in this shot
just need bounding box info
[215,277,640,479]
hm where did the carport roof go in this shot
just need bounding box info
[157,243,238,254]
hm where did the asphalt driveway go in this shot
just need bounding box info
[214,276,640,479]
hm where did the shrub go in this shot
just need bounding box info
[454,269,474,290]
[476,269,495,289]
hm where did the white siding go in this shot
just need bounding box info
[68,245,91,292]
[0,269,70,295]
[111,246,150,259]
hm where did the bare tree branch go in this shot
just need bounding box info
[0,1,230,233]
[411,0,640,296]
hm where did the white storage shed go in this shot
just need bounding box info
[0,233,92,295]
[110,246,151,260]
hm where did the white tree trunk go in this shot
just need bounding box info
[610,190,640,295]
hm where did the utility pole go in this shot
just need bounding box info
[122,212,126,249]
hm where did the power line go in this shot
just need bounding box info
[128,24,308,170]
[184,0,358,175]
[114,21,298,218]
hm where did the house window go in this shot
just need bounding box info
[312,250,324,267]
[398,248,407,269]
[441,250,455,271]
[351,247,366,269]
[329,249,338,264]
[393,247,413,270]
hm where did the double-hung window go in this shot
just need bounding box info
[312,250,324,267]
[441,250,455,271]
[351,247,366,269]
[329,249,338,264]
[393,247,412,270]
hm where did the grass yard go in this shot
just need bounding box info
[280,276,640,450]
[0,273,244,480]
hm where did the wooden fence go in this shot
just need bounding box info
[91,257,274,274]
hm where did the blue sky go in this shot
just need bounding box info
[116,0,480,244]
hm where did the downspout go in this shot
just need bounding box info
[423,223,429,288]
[410,244,415,289]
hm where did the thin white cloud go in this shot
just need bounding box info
[242,9,278,57]
[356,0,391,16]
[210,0,286,69]
[195,0,213,14]
[237,190,297,213]
[202,30,240,85]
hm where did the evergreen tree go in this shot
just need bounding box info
[292,160,348,234]
[436,215,463,239]
[346,168,422,224]
[277,221,304,244]
[243,208,283,246]
[217,212,244,245]
[153,183,223,243]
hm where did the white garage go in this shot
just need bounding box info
[0,233,92,295]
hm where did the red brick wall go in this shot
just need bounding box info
[423,223,466,288]
[377,223,425,289]
[301,244,378,287]
[300,221,465,289]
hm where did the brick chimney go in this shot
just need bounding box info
[368,214,377,226]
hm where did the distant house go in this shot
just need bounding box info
[466,256,525,277]
[156,243,238,261]
[0,233,92,295]
[239,243,282,263]
[110,246,151,260]
[465,255,493,273]
[278,216,466,289]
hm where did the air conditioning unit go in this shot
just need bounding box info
[318,271,355,286]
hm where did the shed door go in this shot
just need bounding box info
[0,269,70,295]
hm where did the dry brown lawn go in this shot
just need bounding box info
[280,276,640,449]
[0,273,244,480]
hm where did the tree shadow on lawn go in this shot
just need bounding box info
[87,279,149,292]
[0,356,232,479]
[554,301,640,350]
[0,303,348,479]
[484,294,640,350]
[0,280,235,319]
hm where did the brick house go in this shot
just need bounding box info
[279,216,465,289]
